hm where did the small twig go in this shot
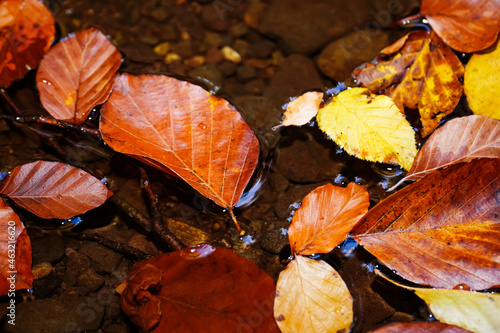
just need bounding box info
[64,230,151,261]
[0,89,21,115]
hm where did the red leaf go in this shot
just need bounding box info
[0,0,55,88]
[370,322,472,333]
[36,27,122,124]
[0,200,32,295]
[0,161,113,219]
[118,245,279,332]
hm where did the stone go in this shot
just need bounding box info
[244,79,266,95]
[221,46,242,63]
[31,235,65,265]
[274,182,330,219]
[188,64,223,93]
[201,4,228,31]
[63,249,92,288]
[258,0,371,54]
[217,61,237,76]
[249,39,276,58]
[127,234,159,256]
[230,22,249,37]
[236,65,256,82]
[150,7,170,21]
[33,273,63,298]
[32,262,53,280]
[78,241,123,275]
[77,268,105,294]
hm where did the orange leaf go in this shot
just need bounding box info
[0,200,32,295]
[0,0,55,88]
[421,0,500,53]
[36,27,122,125]
[118,245,279,333]
[0,161,113,219]
[354,30,464,137]
[352,158,500,290]
[100,74,260,231]
[370,322,472,333]
[289,183,369,255]
[275,91,323,128]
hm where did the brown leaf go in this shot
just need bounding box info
[370,322,472,333]
[421,0,500,53]
[100,74,260,231]
[0,161,113,219]
[118,245,279,333]
[0,200,32,295]
[0,0,55,88]
[275,91,323,128]
[354,30,464,137]
[289,183,369,255]
[352,158,500,290]
[36,27,122,125]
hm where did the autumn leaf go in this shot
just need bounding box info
[118,245,279,333]
[464,40,500,120]
[0,200,32,295]
[0,0,55,88]
[36,27,122,125]
[370,322,472,333]
[354,30,464,137]
[317,87,417,170]
[353,158,500,290]
[289,183,369,255]
[421,0,500,53]
[274,91,323,128]
[100,73,260,232]
[274,255,353,333]
[0,161,113,219]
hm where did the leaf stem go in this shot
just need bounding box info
[228,207,244,235]
[0,89,21,115]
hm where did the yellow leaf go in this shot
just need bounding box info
[464,40,500,120]
[274,256,353,333]
[317,87,417,170]
[276,91,323,128]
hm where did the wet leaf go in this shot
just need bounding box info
[391,115,500,189]
[274,255,353,333]
[0,161,113,219]
[118,245,279,333]
[0,200,32,295]
[317,87,417,170]
[275,91,323,128]
[0,0,55,88]
[354,31,464,137]
[36,27,122,125]
[100,74,260,231]
[421,0,500,53]
[353,158,500,290]
[370,322,472,333]
[289,183,369,255]
[464,40,500,120]
[166,218,210,246]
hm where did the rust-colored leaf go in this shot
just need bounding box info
[352,158,500,290]
[0,161,113,219]
[36,27,122,125]
[118,245,279,333]
[354,30,464,137]
[289,183,369,255]
[100,74,260,231]
[0,0,55,88]
[274,91,323,128]
[421,0,500,53]
[0,200,32,295]
[370,322,472,333]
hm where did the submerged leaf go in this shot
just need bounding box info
[370,322,472,333]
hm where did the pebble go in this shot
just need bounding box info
[150,7,170,21]
[236,65,256,82]
[32,262,53,280]
[184,55,206,68]
[221,46,242,63]
[153,42,171,56]
[165,52,182,64]
[77,268,105,294]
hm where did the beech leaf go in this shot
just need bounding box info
[370,322,472,333]
[353,158,500,290]
[317,87,417,170]
[354,31,464,137]
[274,255,353,333]
[100,73,260,231]
[289,183,369,255]
[36,27,122,125]
[275,91,323,128]
[0,200,32,295]
[118,245,279,333]
[0,161,113,219]
[0,0,55,88]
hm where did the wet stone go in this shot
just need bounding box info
[77,268,105,294]
[33,273,63,298]
[249,39,276,58]
[63,249,92,288]
[188,63,223,93]
[78,241,123,275]
[201,4,228,31]
[150,7,170,21]
[260,224,290,255]
[274,182,330,219]
[31,235,65,265]
[237,65,256,82]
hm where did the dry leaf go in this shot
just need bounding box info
[289,183,369,255]
[353,158,500,290]
[275,91,323,128]
[317,88,417,170]
[354,31,464,137]
[370,322,472,333]
[274,255,353,333]
[464,40,500,120]
[36,27,122,124]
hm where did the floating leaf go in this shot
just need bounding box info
[100,73,260,231]
[274,255,353,333]
[464,40,500,120]
[421,0,500,53]
[36,27,122,125]
[317,87,417,170]
[275,91,323,128]
[0,161,113,219]
[0,200,32,295]
[289,183,369,255]
[118,245,279,333]
[353,158,500,290]
[0,0,55,88]
[370,322,472,333]
[354,31,464,137]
